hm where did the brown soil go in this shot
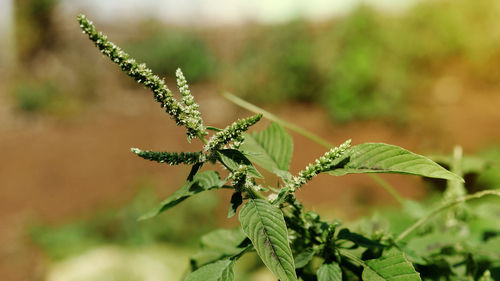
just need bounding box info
[2,76,500,280]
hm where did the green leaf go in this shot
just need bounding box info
[317,262,342,281]
[217,149,263,178]
[337,228,385,249]
[227,192,243,218]
[326,143,463,182]
[239,199,297,281]
[139,170,225,220]
[362,248,421,281]
[475,236,500,259]
[240,123,293,179]
[186,259,235,281]
[191,228,249,268]
[200,228,248,253]
[405,232,460,262]
[294,248,316,268]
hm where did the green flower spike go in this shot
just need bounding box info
[131,148,202,165]
[206,113,263,151]
[77,14,206,140]
[176,68,206,141]
[290,139,351,191]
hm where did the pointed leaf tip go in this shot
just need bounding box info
[327,143,463,182]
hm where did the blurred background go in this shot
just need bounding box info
[1,0,500,280]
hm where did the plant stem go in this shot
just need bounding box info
[222,92,333,148]
[197,132,208,145]
[396,189,500,242]
[368,174,405,205]
[247,185,268,200]
[444,145,466,200]
[339,249,368,268]
[222,92,404,205]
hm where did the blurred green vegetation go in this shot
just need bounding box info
[30,179,219,260]
[13,78,81,116]
[320,6,409,122]
[10,0,500,122]
[476,147,500,189]
[360,195,500,280]
[228,0,500,122]
[14,79,62,112]
[228,20,321,103]
[14,0,59,63]
[124,28,217,83]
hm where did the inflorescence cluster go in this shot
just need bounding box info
[289,139,351,191]
[205,114,263,151]
[78,14,206,141]
[130,148,202,165]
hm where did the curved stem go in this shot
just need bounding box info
[396,189,500,242]
[223,92,332,148]
[339,249,367,268]
[368,174,405,205]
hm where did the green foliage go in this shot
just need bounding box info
[30,187,219,260]
[226,0,500,123]
[321,6,409,122]
[14,79,61,112]
[477,147,500,188]
[186,259,235,281]
[239,199,297,281]
[361,248,420,281]
[14,0,59,63]
[139,170,225,220]
[217,149,263,179]
[239,122,293,179]
[326,143,462,181]
[317,262,342,281]
[12,77,81,116]
[77,15,500,281]
[229,20,321,103]
[125,29,216,83]
[190,228,248,268]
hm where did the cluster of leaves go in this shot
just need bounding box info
[78,15,500,280]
